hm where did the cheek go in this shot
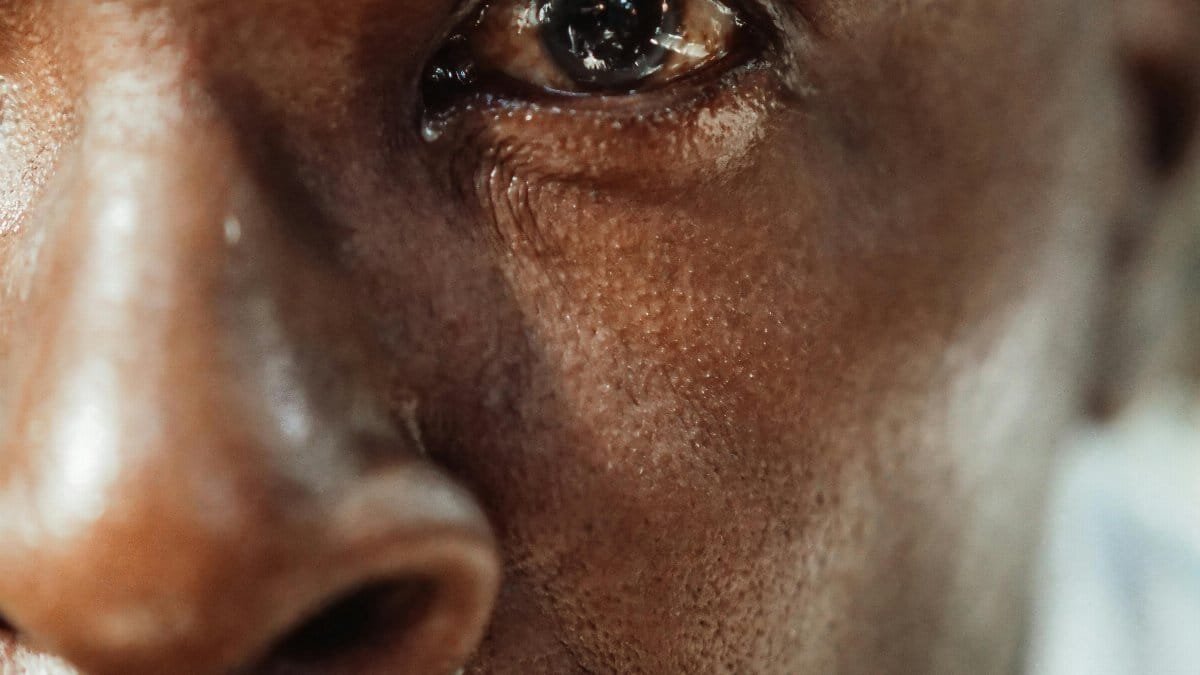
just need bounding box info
[438,56,1103,660]
[450,147,881,669]
[484,180,803,470]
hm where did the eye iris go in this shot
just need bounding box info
[541,0,681,91]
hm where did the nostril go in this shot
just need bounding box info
[0,613,22,657]
[256,580,435,672]
[0,613,18,643]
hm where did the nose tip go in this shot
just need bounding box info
[0,458,499,675]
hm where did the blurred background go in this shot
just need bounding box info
[1027,157,1200,675]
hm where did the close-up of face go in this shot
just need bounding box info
[0,0,1196,674]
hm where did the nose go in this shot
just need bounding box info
[0,41,499,675]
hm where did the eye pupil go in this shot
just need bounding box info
[542,0,680,90]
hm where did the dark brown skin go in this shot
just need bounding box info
[0,1,1195,673]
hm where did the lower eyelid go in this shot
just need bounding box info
[428,63,785,193]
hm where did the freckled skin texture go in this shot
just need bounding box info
[0,1,1195,674]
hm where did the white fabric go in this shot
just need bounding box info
[1029,400,1200,675]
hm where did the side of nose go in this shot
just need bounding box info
[0,35,498,675]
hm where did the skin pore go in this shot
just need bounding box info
[0,1,1195,674]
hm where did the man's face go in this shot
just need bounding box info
[0,1,1147,673]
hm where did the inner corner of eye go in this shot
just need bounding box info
[420,0,750,110]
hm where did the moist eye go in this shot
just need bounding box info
[541,0,682,91]
[418,0,761,132]
[417,0,744,106]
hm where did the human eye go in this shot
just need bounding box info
[416,0,786,192]
[419,0,774,128]
[424,0,749,101]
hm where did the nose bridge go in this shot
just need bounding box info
[11,49,276,501]
[2,43,254,531]
[0,40,330,655]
